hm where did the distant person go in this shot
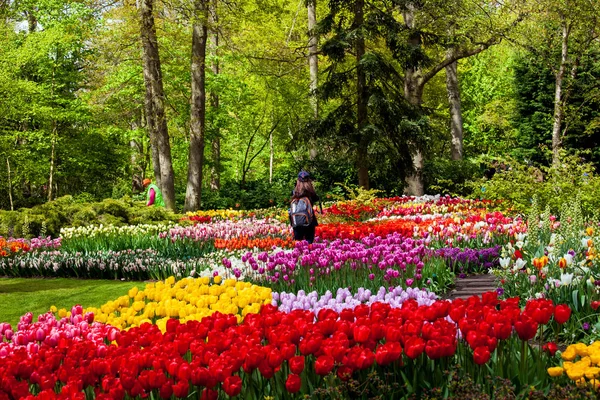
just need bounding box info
[143,179,165,207]
[289,170,321,244]
[484,161,498,180]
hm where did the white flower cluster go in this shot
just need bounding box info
[60,223,175,240]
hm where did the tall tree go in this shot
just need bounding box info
[184,0,209,211]
[507,0,599,166]
[446,57,464,161]
[312,0,421,189]
[307,0,318,119]
[399,0,523,195]
[139,0,176,210]
[209,0,220,191]
[354,0,369,189]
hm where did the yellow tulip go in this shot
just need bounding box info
[575,378,587,388]
[128,287,139,298]
[575,343,589,357]
[562,348,577,361]
[567,367,585,381]
[547,367,564,377]
[585,367,600,379]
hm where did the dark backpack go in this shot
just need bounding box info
[289,197,314,227]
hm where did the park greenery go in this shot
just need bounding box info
[2,1,600,398]
[0,0,598,212]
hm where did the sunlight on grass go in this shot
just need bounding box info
[0,278,145,327]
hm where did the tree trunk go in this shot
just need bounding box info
[355,0,369,189]
[269,131,273,184]
[445,59,464,161]
[184,0,208,212]
[552,20,570,167]
[209,0,221,191]
[47,122,56,202]
[307,0,318,119]
[26,9,37,33]
[402,3,424,196]
[6,158,13,211]
[142,68,162,190]
[307,0,319,161]
[357,138,370,189]
[140,0,176,210]
[130,138,145,193]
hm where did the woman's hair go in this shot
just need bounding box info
[293,179,316,199]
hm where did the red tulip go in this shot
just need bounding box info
[223,375,242,397]
[404,336,425,359]
[385,325,402,342]
[285,374,301,393]
[166,318,180,334]
[554,304,571,324]
[355,348,375,370]
[492,321,512,340]
[243,349,263,372]
[337,365,353,381]
[514,316,538,341]
[449,305,465,323]
[542,342,558,356]
[314,355,335,376]
[473,346,490,365]
[481,291,498,306]
[159,381,173,399]
[376,342,402,365]
[267,348,283,368]
[353,325,371,343]
[289,356,305,375]
[200,388,218,400]
[172,380,189,398]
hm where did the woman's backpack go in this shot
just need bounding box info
[289,197,314,227]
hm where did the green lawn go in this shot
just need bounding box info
[0,277,145,327]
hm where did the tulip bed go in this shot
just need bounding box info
[0,282,580,399]
[1,195,600,398]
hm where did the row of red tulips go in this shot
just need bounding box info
[0,293,570,399]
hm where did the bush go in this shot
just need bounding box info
[93,199,130,222]
[471,154,600,216]
[423,158,482,197]
[0,196,182,238]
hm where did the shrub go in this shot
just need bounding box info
[470,154,600,216]
[0,196,183,238]
[424,158,482,197]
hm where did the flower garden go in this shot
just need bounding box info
[1,195,600,399]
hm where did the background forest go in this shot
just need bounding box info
[0,0,599,212]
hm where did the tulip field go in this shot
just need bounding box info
[1,195,600,399]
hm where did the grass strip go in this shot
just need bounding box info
[0,277,144,327]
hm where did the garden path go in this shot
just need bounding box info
[444,274,497,300]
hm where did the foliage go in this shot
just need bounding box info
[423,158,482,197]
[471,154,600,216]
[0,196,182,238]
